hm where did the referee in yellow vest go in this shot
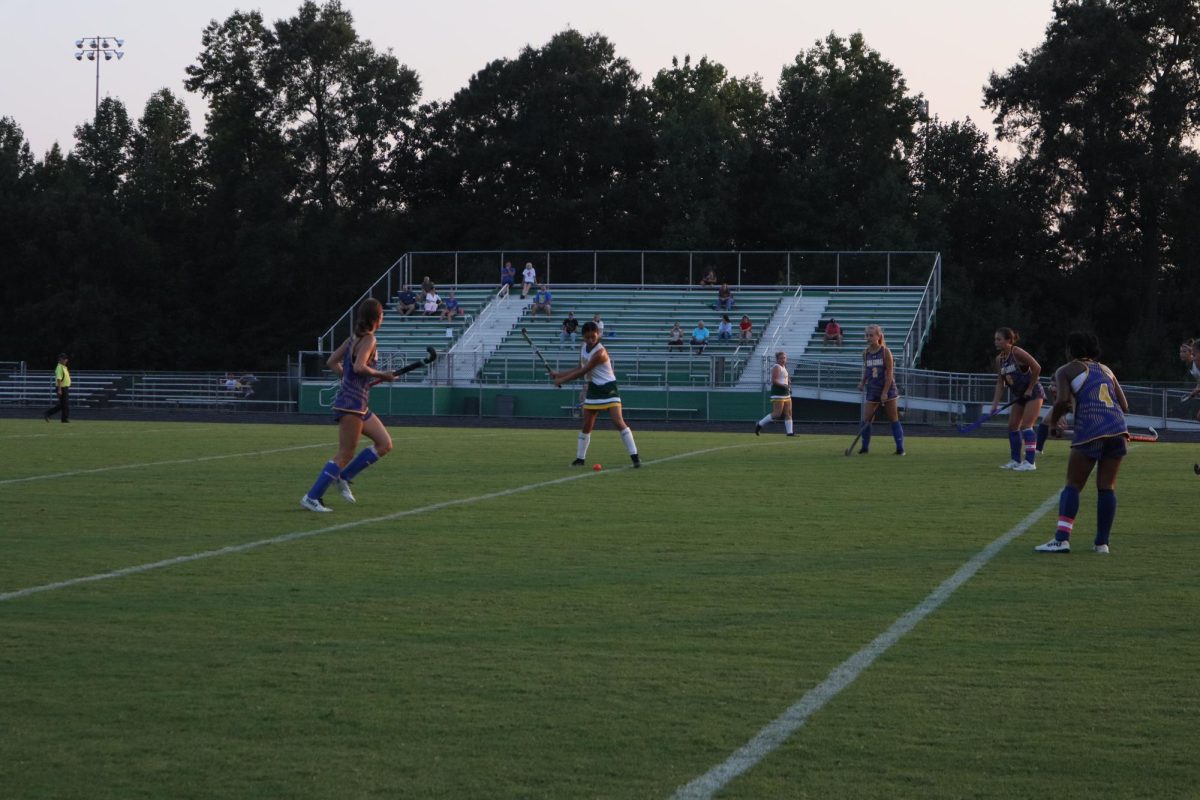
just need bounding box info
[44,353,71,423]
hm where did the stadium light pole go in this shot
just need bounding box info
[73,36,125,118]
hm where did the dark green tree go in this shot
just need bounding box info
[647,55,768,249]
[410,29,655,248]
[761,32,923,250]
[986,0,1200,374]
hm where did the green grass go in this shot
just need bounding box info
[1,419,1198,799]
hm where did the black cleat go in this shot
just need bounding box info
[894,449,906,455]
[1194,463,1200,475]
[754,423,762,436]
[786,433,795,437]
[858,448,869,455]
[631,454,641,468]
[571,458,586,466]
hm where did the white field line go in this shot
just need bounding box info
[0,441,771,602]
[0,431,518,487]
[670,491,1060,800]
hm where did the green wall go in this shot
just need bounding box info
[298,384,858,423]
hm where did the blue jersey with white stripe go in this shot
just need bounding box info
[1071,361,1127,445]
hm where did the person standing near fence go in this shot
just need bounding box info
[43,353,71,423]
[551,321,640,468]
[856,325,905,455]
[754,351,794,436]
[1034,331,1129,554]
[991,326,1044,471]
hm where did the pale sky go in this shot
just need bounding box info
[1,0,1054,158]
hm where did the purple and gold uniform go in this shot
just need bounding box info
[999,351,1046,404]
[863,347,898,403]
[332,338,376,421]
[1070,361,1128,456]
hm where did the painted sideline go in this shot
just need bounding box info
[0,431,516,487]
[670,492,1060,800]
[0,442,763,602]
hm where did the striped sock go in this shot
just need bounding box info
[1056,485,1080,541]
[1022,428,1037,464]
[340,446,380,482]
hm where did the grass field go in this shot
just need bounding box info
[2,418,1198,799]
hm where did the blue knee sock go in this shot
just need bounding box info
[1008,431,1022,463]
[1096,489,1116,547]
[1056,485,1080,541]
[1036,422,1050,452]
[1022,428,1037,464]
[340,446,380,482]
[861,424,872,451]
[306,460,340,501]
[891,420,904,452]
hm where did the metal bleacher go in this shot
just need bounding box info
[796,289,927,364]
[482,287,785,386]
[373,287,495,360]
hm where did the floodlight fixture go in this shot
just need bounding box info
[73,35,125,118]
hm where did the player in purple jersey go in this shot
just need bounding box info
[1035,331,1129,554]
[855,324,905,455]
[990,327,1044,472]
[301,298,399,512]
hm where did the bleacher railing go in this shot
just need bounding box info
[317,250,941,354]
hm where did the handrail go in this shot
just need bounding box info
[900,252,941,369]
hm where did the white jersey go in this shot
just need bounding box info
[771,363,790,388]
[581,342,616,385]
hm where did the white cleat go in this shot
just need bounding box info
[301,495,332,513]
[336,477,356,504]
[1034,538,1070,553]
[1000,460,1020,470]
[1093,544,1110,554]
[1013,461,1037,472]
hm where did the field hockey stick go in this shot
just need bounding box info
[519,328,557,381]
[1051,427,1159,443]
[843,416,875,456]
[1128,427,1158,443]
[957,399,1017,434]
[392,346,439,377]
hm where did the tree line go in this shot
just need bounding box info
[1,0,1198,377]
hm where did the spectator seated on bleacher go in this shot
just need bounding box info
[713,283,734,311]
[521,262,537,299]
[824,318,844,346]
[691,320,710,354]
[500,261,516,296]
[739,315,753,341]
[699,268,718,286]
[422,289,442,316]
[561,311,579,343]
[396,285,418,316]
[531,284,553,317]
[717,314,733,340]
[668,322,684,351]
[222,372,254,398]
[440,292,463,321]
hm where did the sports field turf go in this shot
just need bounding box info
[2,418,1198,799]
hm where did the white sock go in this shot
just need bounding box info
[576,433,591,460]
[620,427,638,455]
[784,419,793,434]
[758,414,774,427]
